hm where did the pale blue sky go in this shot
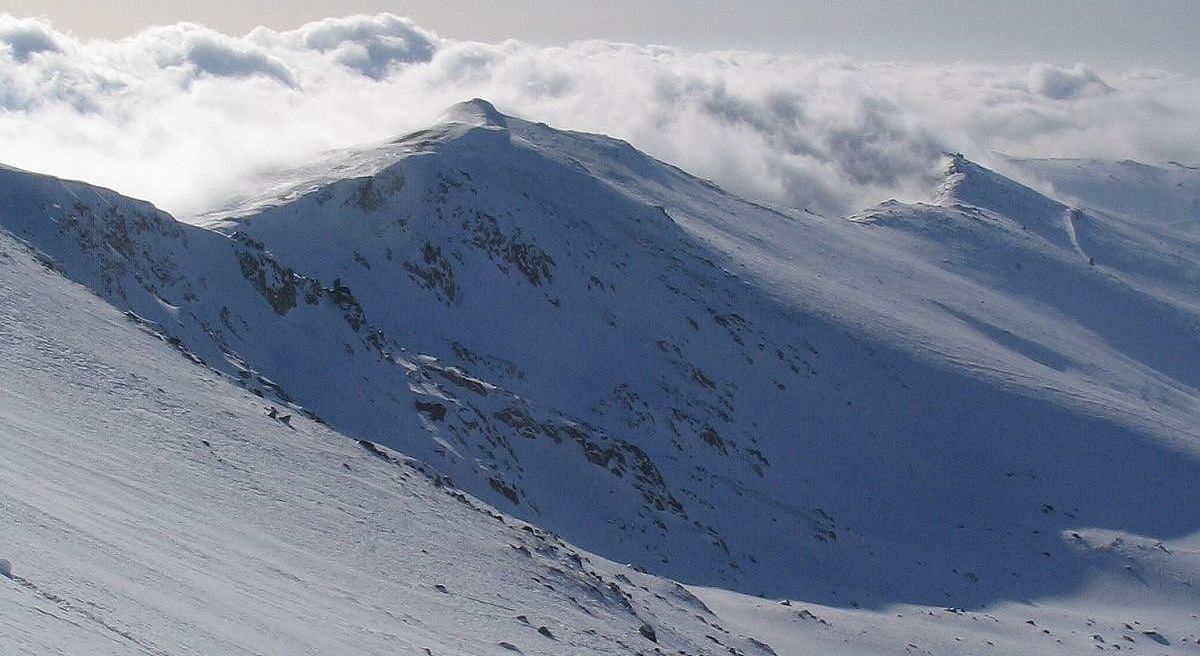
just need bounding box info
[3,0,1198,73]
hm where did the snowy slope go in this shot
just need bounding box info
[0,227,766,655]
[6,210,1198,656]
[972,156,1200,308]
[1006,156,1200,238]
[198,102,1200,601]
[2,100,1200,654]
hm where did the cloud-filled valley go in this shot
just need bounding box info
[2,12,1199,219]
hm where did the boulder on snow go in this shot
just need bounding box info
[0,558,12,578]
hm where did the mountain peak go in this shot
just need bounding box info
[440,98,509,129]
[935,153,996,200]
[934,152,1066,221]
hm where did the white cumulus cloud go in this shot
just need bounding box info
[1,13,1198,219]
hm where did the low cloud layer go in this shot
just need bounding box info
[2,13,1198,219]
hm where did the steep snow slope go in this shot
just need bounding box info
[0,227,766,656]
[2,101,1199,616]
[7,190,1200,656]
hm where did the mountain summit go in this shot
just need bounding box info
[441,97,511,128]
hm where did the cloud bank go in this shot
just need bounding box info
[2,13,1198,218]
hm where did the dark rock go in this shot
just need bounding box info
[415,401,447,421]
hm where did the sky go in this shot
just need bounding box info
[4,0,1199,73]
[1,3,1198,219]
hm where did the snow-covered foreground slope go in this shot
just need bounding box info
[692,581,1200,656]
[4,196,1200,656]
[0,228,764,655]
[3,99,1200,653]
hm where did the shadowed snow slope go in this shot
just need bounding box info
[2,101,1198,628]
[0,226,765,656]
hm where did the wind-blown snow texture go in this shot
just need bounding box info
[3,100,1200,654]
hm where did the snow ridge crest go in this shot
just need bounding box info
[440,98,509,129]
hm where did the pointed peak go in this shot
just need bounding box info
[440,98,509,129]
[935,152,1068,227]
[937,153,1037,200]
[933,152,995,199]
[939,152,977,178]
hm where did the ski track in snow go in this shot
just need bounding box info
[1063,208,1088,260]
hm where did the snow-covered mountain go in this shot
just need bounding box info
[0,222,769,656]
[3,99,1199,654]
[1006,156,1200,239]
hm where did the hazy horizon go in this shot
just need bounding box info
[2,6,1199,218]
[3,1,1199,74]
